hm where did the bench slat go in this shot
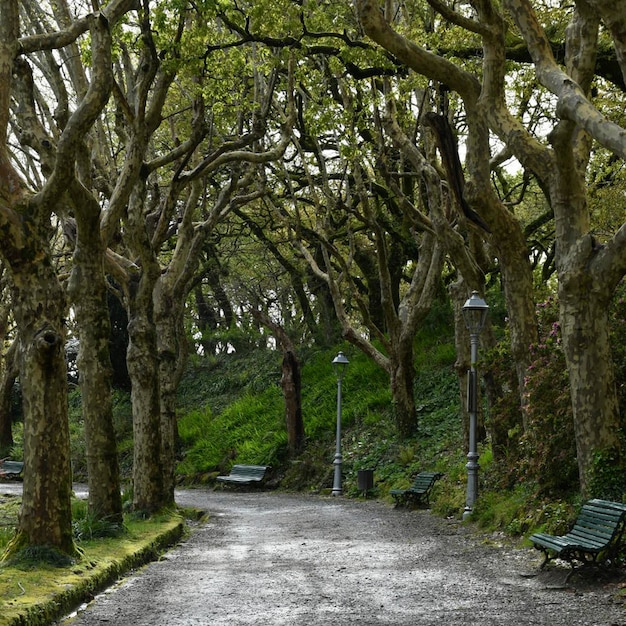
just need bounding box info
[391,471,443,508]
[216,464,270,486]
[0,460,24,479]
[530,498,626,579]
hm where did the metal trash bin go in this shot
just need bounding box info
[357,469,374,495]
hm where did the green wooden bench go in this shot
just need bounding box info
[530,498,626,581]
[216,464,270,487]
[390,471,444,508]
[0,460,24,480]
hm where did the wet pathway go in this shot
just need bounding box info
[52,490,626,626]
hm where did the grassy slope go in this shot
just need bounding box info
[173,330,582,536]
[175,335,466,514]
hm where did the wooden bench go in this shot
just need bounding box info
[0,460,24,480]
[530,498,626,581]
[390,471,443,508]
[216,464,270,487]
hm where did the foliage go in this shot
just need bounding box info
[5,422,23,463]
[518,297,578,495]
[482,325,523,479]
[177,350,282,415]
[177,385,287,474]
[71,500,124,541]
[471,486,530,534]
[0,496,21,553]
[472,483,576,537]
[482,282,626,502]
[609,280,626,428]
[485,297,576,494]
[586,446,626,502]
[173,329,464,505]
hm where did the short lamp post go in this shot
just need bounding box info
[462,291,489,520]
[332,351,349,496]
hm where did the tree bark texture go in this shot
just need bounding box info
[0,340,17,456]
[155,281,187,507]
[13,255,74,555]
[550,121,624,495]
[0,0,73,555]
[559,286,621,493]
[127,276,165,514]
[281,350,305,456]
[389,345,417,439]
[68,208,122,524]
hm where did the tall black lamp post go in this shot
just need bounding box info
[462,291,489,520]
[332,351,349,496]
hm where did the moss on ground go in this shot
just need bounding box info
[0,499,186,626]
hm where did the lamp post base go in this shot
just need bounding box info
[464,453,479,520]
[332,455,342,496]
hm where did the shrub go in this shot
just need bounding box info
[519,297,578,495]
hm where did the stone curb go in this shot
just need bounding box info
[3,519,185,626]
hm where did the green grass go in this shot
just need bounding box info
[169,337,467,507]
[54,325,462,506]
[177,385,287,475]
[0,496,185,626]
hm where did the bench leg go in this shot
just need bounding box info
[538,550,551,570]
[392,494,404,508]
[564,566,577,584]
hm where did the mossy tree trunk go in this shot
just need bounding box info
[12,257,75,555]
[125,181,165,513]
[127,281,165,513]
[155,281,187,506]
[281,349,304,456]
[389,346,417,439]
[0,340,17,456]
[551,121,624,496]
[67,187,122,524]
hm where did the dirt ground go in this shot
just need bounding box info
[51,489,626,626]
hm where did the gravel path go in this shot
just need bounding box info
[58,490,626,626]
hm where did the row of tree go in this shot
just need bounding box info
[0,0,625,556]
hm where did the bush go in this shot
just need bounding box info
[486,297,579,496]
[519,298,578,495]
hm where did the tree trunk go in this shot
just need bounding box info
[494,224,537,431]
[157,348,179,507]
[155,283,187,507]
[551,121,624,496]
[0,125,74,559]
[68,209,122,524]
[281,350,304,456]
[127,276,164,514]
[559,288,620,494]
[12,261,75,555]
[389,345,417,438]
